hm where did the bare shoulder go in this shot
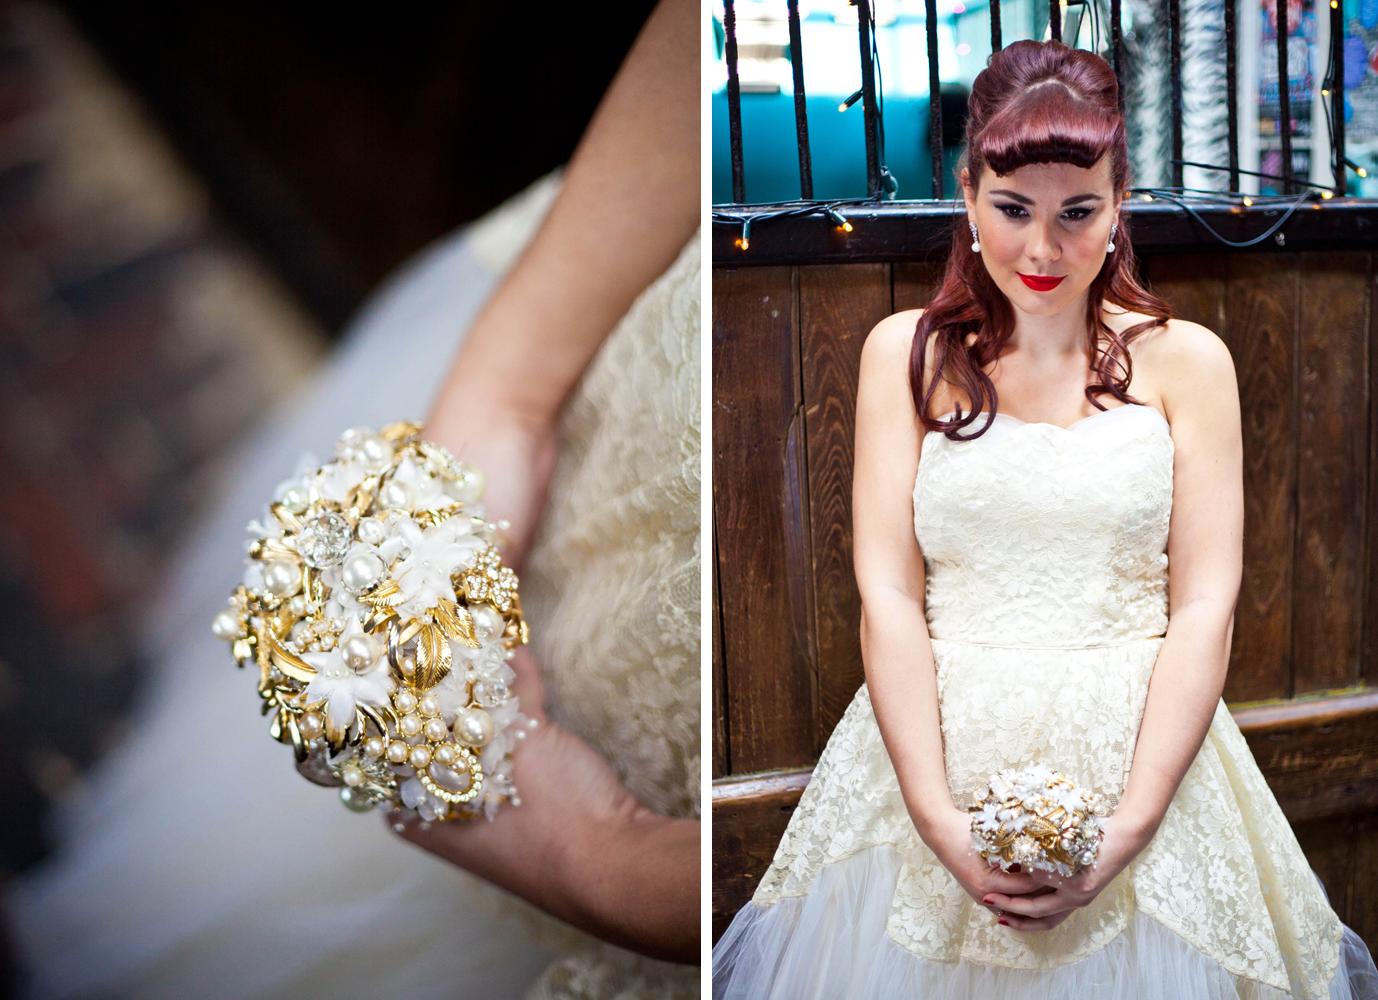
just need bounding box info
[862,308,926,361]
[1104,311,1235,419]
[1143,319,1238,423]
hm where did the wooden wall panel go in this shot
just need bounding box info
[1293,253,1369,693]
[1223,253,1299,702]
[892,260,945,312]
[1143,253,1228,335]
[799,263,891,747]
[713,266,816,771]
[713,515,727,777]
[1368,259,1378,690]
[1353,814,1378,946]
[712,769,812,939]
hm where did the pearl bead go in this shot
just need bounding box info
[288,595,309,616]
[262,559,301,598]
[471,605,505,643]
[364,737,385,758]
[279,485,308,513]
[342,763,365,787]
[408,746,432,769]
[380,481,411,509]
[395,690,418,714]
[423,718,448,742]
[211,609,242,640]
[342,551,385,593]
[386,741,409,764]
[434,744,457,765]
[398,656,417,678]
[299,712,324,740]
[418,695,439,717]
[453,707,494,747]
[399,714,422,737]
[356,517,386,545]
[341,633,380,674]
[339,786,375,813]
[427,760,472,794]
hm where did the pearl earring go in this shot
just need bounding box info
[1107,222,1118,253]
[969,222,981,253]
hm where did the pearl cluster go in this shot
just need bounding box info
[213,420,532,823]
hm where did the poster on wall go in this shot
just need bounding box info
[1341,0,1378,192]
[1257,0,1317,188]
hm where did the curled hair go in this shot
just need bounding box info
[912,39,1171,439]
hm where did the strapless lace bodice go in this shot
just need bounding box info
[915,403,1173,647]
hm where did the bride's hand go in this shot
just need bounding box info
[422,400,558,571]
[385,645,698,964]
[976,810,1150,932]
[921,805,1049,913]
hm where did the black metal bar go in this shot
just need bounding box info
[991,0,1002,52]
[1111,0,1123,115]
[1050,0,1062,42]
[1276,0,1293,194]
[855,0,883,199]
[925,0,944,198]
[724,0,745,203]
[1332,0,1347,196]
[1169,0,1183,189]
[785,0,815,200]
[1225,0,1240,192]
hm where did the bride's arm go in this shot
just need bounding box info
[421,0,698,574]
[426,0,698,435]
[1113,322,1244,847]
[852,312,959,835]
[388,0,700,963]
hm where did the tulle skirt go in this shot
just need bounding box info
[713,844,1378,999]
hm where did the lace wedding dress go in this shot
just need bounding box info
[6,168,701,999]
[713,402,1378,999]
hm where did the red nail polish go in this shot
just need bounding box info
[998,918,1009,926]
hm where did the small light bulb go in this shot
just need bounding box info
[739,237,750,251]
[1359,167,1369,178]
[1321,189,1334,199]
[1242,196,1253,206]
[842,221,854,232]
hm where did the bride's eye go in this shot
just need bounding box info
[995,204,1095,222]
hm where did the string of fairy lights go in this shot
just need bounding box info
[714,4,1367,255]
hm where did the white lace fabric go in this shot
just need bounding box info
[498,211,702,996]
[747,404,1349,998]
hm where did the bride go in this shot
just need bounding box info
[4,0,700,997]
[714,39,1378,999]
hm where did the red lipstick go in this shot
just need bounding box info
[1018,273,1064,292]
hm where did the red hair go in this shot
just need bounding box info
[912,39,1172,439]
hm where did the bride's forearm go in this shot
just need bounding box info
[559,806,699,965]
[860,588,958,835]
[1116,599,1235,844]
[427,0,698,433]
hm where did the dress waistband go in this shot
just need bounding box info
[929,635,1166,651]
